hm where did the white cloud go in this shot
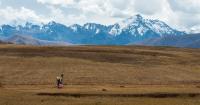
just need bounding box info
[168,0,200,14]
[46,6,87,25]
[167,0,200,32]
[37,0,75,5]
[133,0,164,15]
[0,6,49,25]
[35,0,172,25]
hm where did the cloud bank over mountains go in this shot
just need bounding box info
[0,0,200,32]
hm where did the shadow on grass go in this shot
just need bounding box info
[37,92,200,98]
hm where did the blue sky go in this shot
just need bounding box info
[0,0,200,32]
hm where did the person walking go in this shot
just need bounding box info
[60,73,64,84]
[56,76,61,88]
[56,73,64,88]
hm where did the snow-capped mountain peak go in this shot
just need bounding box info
[48,21,57,26]
[109,14,184,37]
[109,14,145,36]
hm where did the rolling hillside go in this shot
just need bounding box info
[5,35,72,46]
[136,33,200,48]
[0,45,199,85]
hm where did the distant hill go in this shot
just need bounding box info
[5,35,72,46]
[135,33,200,48]
[0,40,5,44]
[0,39,12,44]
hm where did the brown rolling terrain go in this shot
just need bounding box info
[0,45,200,85]
[0,44,200,105]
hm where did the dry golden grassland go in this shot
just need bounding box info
[0,44,200,105]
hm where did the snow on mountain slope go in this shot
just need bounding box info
[109,15,143,36]
[109,14,184,36]
[83,23,109,34]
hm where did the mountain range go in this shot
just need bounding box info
[0,14,198,48]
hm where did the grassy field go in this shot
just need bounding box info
[0,44,200,105]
